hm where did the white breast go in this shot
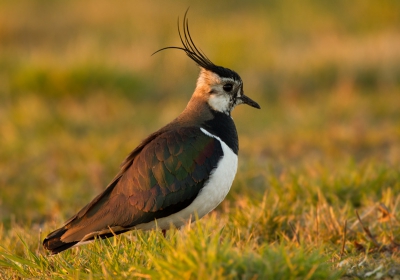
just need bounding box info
[134,128,238,230]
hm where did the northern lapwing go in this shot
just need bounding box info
[43,12,260,254]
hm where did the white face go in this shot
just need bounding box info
[196,70,243,115]
[208,78,243,114]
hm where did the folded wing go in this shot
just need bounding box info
[43,126,223,254]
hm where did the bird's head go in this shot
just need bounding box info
[194,66,260,115]
[153,10,260,116]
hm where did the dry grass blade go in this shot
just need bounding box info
[378,203,391,223]
[340,220,347,258]
[289,222,300,245]
[355,211,380,247]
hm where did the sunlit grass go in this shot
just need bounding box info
[1,0,400,278]
[1,90,399,278]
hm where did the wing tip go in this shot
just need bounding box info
[43,227,78,255]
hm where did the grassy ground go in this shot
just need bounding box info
[1,0,400,279]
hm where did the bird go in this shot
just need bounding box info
[43,11,260,255]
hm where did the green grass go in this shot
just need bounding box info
[1,0,400,279]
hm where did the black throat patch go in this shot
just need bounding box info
[201,109,239,155]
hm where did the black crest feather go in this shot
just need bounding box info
[153,9,242,81]
[152,9,217,71]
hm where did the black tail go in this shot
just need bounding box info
[43,177,124,254]
[43,225,130,254]
[43,227,79,255]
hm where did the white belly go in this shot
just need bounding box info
[134,128,238,230]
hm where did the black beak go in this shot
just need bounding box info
[240,95,261,109]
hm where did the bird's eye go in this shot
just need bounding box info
[223,83,233,92]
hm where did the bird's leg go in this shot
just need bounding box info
[162,229,167,237]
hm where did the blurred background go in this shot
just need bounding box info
[0,0,399,228]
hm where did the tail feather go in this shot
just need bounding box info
[43,178,125,254]
[43,227,79,255]
[43,224,130,254]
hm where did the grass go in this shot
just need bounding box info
[1,0,400,279]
